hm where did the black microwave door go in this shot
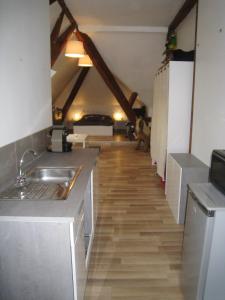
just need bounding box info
[210,153,225,194]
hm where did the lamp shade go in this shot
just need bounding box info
[78,55,93,67]
[65,40,85,58]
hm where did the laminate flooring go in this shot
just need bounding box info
[85,145,184,300]
[87,134,128,142]
[86,134,135,147]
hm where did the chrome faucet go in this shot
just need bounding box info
[19,149,38,176]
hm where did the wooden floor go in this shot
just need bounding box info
[87,134,128,142]
[85,145,184,300]
[87,134,135,147]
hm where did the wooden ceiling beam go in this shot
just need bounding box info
[76,31,136,124]
[62,68,90,121]
[129,92,138,107]
[50,0,78,66]
[51,11,64,44]
[57,23,75,43]
[49,0,57,5]
[57,0,78,28]
[168,0,197,35]
[49,0,77,27]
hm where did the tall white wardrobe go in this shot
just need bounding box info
[150,61,194,180]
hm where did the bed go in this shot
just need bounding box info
[73,114,114,136]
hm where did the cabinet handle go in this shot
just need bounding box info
[78,200,84,216]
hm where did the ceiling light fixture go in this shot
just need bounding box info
[78,55,93,67]
[65,34,85,58]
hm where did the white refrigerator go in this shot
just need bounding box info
[182,183,225,300]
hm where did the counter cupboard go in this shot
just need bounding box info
[0,154,99,300]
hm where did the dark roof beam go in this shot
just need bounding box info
[57,0,78,28]
[76,31,136,124]
[129,92,138,107]
[168,0,197,36]
[49,0,57,5]
[51,11,64,44]
[62,68,90,121]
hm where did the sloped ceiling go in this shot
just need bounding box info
[50,0,186,112]
[55,67,143,121]
[51,52,79,101]
[65,0,185,26]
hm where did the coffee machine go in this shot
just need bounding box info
[48,126,72,152]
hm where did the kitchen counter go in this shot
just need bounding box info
[189,182,225,211]
[0,149,99,221]
[169,153,209,169]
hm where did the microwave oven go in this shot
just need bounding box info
[210,150,225,195]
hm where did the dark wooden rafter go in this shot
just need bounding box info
[49,0,77,27]
[50,0,78,67]
[57,0,78,28]
[129,92,138,107]
[57,23,74,44]
[51,11,64,44]
[76,31,136,123]
[49,0,57,5]
[62,68,90,121]
[168,0,197,36]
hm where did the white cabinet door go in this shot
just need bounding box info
[71,215,87,300]
[167,62,193,154]
[166,154,182,223]
[151,62,193,180]
[84,173,94,268]
[157,66,169,179]
[151,75,160,163]
[84,176,93,239]
[93,167,98,226]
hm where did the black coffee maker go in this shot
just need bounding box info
[48,126,72,152]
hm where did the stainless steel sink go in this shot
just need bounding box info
[27,167,77,184]
[0,166,82,201]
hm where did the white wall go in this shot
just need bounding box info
[176,5,197,51]
[0,0,52,147]
[191,0,225,165]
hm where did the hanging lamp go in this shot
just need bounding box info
[78,55,93,67]
[65,34,85,58]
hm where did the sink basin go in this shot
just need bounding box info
[0,166,82,201]
[27,167,78,184]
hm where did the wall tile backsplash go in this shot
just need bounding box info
[0,128,50,191]
[0,143,17,192]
